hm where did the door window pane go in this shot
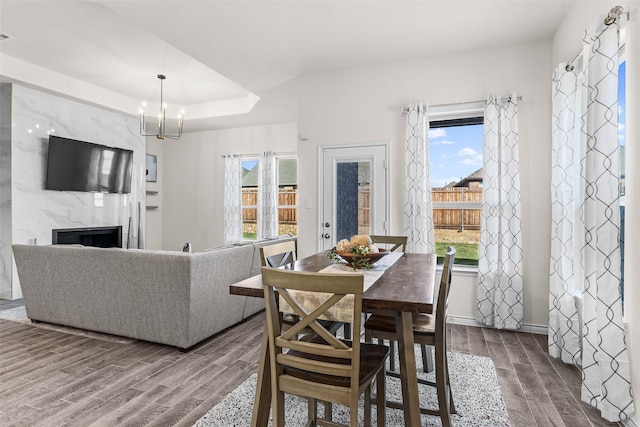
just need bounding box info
[336,161,371,241]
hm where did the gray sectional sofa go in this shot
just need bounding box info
[12,236,296,350]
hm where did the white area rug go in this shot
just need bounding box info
[193,350,510,426]
[0,305,134,344]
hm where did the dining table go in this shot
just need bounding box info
[228,250,437,427]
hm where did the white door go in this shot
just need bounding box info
[320,144,389,251]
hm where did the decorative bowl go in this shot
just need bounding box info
[335,249,389,269]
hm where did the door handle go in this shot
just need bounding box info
[324,222,331,228]
[323,233,331,239]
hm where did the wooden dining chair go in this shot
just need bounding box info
[364,246,457,427]
[260,241,343,339]
[368,235,433,374]
[262,267,389,427]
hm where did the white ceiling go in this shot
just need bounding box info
[0,0,575,132]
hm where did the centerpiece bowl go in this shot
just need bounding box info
[335,249,389,269]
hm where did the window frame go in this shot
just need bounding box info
[275,156,298,237]
[429,102,484,271]
[240,155,299,240]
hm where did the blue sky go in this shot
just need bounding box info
[428,124,484,188]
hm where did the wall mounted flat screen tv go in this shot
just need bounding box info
[46,135,133,194]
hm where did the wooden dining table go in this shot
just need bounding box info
[228,251,437,427]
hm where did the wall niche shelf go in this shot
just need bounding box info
[146,205,158,210]
[146,190,159,195]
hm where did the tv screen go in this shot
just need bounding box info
[46,135,133,194]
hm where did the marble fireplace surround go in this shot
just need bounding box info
[0,83,146,300]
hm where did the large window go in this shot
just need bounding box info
[241,156,298,240]
[429,117,484,265]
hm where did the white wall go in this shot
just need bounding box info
[297,39,553,328]
[159,122,297,252]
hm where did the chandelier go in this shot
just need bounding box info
[140,74,184,140]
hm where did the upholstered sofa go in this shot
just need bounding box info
[12,236,296,350]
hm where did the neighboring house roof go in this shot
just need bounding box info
[242,158,298,187]
[454,168,483,187]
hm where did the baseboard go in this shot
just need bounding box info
[448,315,549,335]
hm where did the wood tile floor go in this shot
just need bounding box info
[0,301,621,426]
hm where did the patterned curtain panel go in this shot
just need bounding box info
[258,151,278,240]
[549,66,582,367]
[476,95,523,330]
[223,154,242,244]
[549,21,634,422]
[403,103,435,253]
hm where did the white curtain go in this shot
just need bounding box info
[476,95,523,330]
[549,20,634,422]
[258,151,278,240]
[403,103,434,253]
[223,154,242,244]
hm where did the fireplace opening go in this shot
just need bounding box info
[52,226,123,248]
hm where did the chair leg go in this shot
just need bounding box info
[324,402,333,422]
[364,384,372,427]
[421,344,434,373]
[376,368,386,426]
[308,399,317,424]
[445,354,457,414]
[273,390,285,427]
[435,345,452,427]
[388,340,396,371]
[343,323,352,340]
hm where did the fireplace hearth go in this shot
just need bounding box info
[52,226,123,248]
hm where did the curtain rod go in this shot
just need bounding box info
[222,151,296,158]
[565,5,628,71]
[401,95,522,114]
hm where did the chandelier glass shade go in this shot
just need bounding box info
[140,74,184,140]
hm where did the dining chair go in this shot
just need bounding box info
[364,246,457,427]
[368,235,433,374]
[261,267,389,427]
[260,241,343,338]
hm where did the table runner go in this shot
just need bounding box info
[279,252,403,323]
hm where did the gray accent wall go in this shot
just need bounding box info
[1,84,145,299]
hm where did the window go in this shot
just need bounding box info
[429,115,484,266]
[241,156,298,240]
[241,159,259,239]
[277,157,298,237]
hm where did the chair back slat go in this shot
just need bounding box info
[369,235,407,252]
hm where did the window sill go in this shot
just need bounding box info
[436,263,479,277]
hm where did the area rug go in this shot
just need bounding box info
[0,305,134,344]
[193,349,510,426]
